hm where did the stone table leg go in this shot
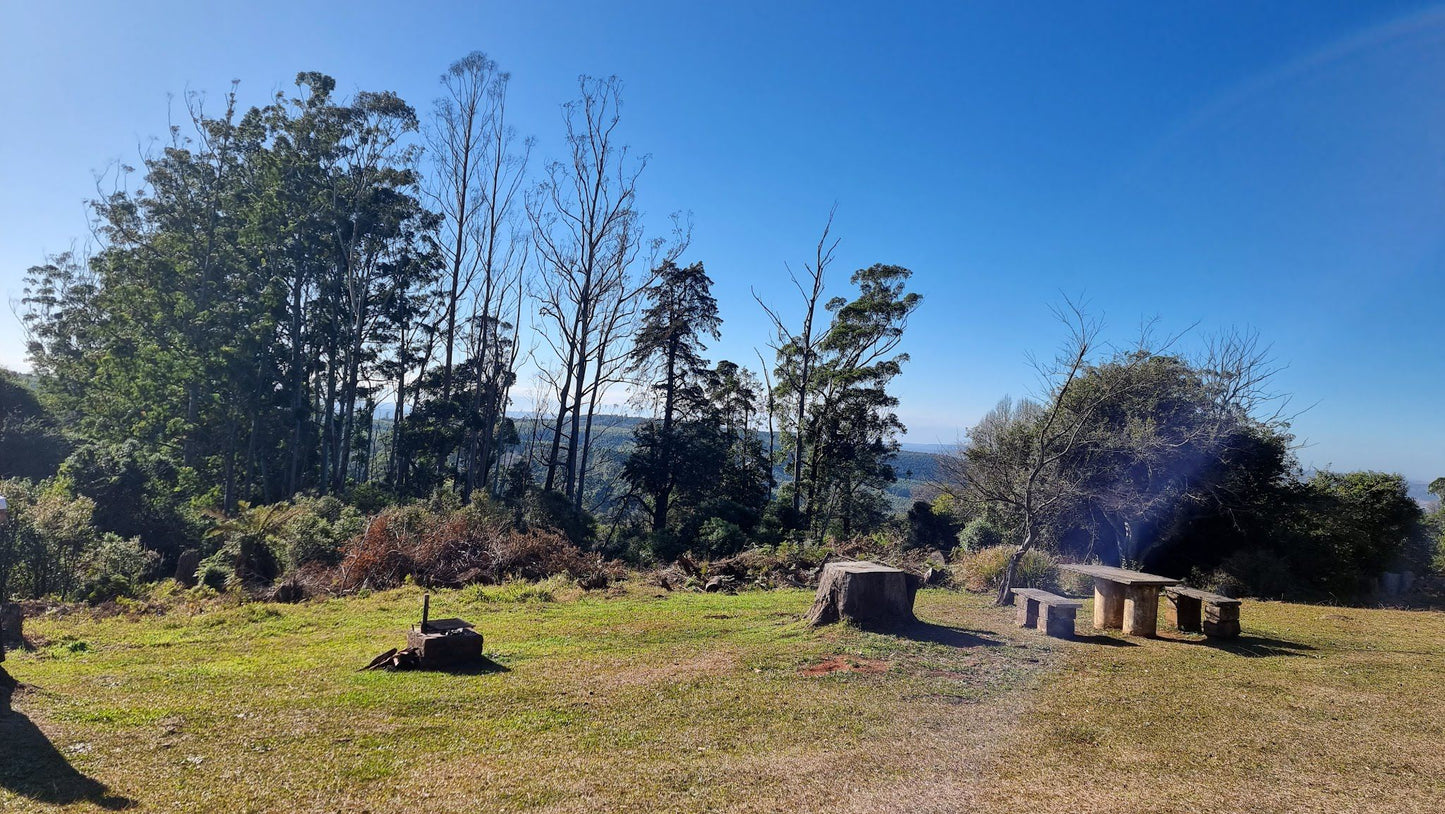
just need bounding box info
[1122,585,1161,637]
[1015,597,1039,628]
[1093,580,1124,629]
[1170,594,1202,633]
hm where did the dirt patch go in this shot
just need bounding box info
[801,656,891,676]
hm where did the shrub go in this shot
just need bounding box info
[77,534,158,603]
[955,544,1059,593]
[957,517,1004,553]
[280,496,364,569]
[696,518,748,559]
[1192,548,1296,599]
[338,503,615,591]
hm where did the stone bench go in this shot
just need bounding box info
[1165,586,1241,639]
[1011,588,1083,639]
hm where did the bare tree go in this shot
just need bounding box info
[754,208,838,515]
[427,52,533,500]
[941,302,1106,605]
[528,76,648,506]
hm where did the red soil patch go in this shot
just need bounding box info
[801,656,891,676]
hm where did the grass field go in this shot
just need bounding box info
[3,583,1443,813]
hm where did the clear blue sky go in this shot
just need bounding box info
[1,1,1442,481]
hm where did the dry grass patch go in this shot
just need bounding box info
[978,598,1445,814]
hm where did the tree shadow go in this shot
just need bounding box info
[0,669,134,810]
[869,620,1005,648]
[1182,634,1316,658]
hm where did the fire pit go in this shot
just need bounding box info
[363,594,484,671]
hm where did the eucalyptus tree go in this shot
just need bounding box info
[764,251,921,539]
[528,76,648,506]
[425,52,533,501]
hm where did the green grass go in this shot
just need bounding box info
[5,586,1444,812]
[2,585,1057,812]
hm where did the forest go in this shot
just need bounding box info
[0,53,1440,608]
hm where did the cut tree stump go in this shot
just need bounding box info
[805,561,921,627]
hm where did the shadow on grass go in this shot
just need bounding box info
[426,655,511,675]
[1187,634,1317,658]
[871,620,1005,648]
[1070,633,1138,647]
[0,669,134,810]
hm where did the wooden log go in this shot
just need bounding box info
[1122,585,1160,637]
[1093,581,1124,630]
[805,561,920,627]
[175,549,201,587]
[1015,596,1039,628]
[1170,594,1202,633]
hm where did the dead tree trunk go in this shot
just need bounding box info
[805,561,921,627]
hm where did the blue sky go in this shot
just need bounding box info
[1,1,1442,481]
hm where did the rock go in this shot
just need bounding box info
[805,561,922,627]
[175,550,201,587]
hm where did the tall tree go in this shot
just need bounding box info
[529,76,649,507]
[625,260,721,532]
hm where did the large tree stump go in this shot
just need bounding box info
[175,550,201,587]
[805,561,921,627]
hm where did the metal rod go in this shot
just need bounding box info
[421,594,430,632]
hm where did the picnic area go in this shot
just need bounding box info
[3,582,1443,813]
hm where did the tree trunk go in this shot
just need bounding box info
[806,561,921,627]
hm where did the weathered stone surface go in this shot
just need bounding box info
[405,628,484,667]
[805,561,921,627]
[1093,581,1124,630]
[175,550,201,587]
[1015,597,1039,628]
[1039,604,1077,639]
[0,604,21,647]
[1121,586,1161,637]
[1203,619,1241,639]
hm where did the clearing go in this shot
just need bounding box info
[3,584,1443,813]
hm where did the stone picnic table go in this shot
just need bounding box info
[1058,564,1180,637]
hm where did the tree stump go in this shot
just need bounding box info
[805,561,921,627]
[175,549,201,587]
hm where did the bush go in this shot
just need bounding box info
[1192,548,1296,599]
[279,496,364,569]
[77,533,158,603]
[696,518,748,559]
[338,503,615,591]
[957,517,1004,553]
[955,545,1059,593]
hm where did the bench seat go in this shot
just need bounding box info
[1010,588,1081,638]
[1165,586,1241,638]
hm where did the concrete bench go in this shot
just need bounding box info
[1011,588,1083,638]
[1165,586,1241,639]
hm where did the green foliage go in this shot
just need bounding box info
[955,545,1059,594]
[0,369,69,480]
[1190,548,1296,599]
[695,518,748,559]
[278,496,365,569]
[956,516,1005,552]
[904,499,958,550]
